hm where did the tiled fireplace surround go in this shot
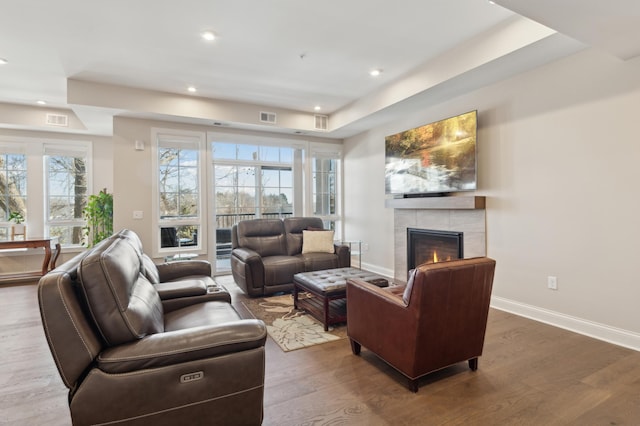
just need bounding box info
[387,196,486,282]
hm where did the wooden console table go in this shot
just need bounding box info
[0,238,61,281]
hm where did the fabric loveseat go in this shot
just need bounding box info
[38,229,266,425]
[230,217,351,297]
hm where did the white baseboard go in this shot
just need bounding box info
[360,262,394,281]
[491,296,640,352]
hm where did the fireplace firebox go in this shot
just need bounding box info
[407,228,463,271]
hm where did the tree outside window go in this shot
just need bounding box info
[0,153,27,240]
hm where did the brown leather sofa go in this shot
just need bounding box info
[118,229,232,311]
[346,257,496,392]
[230,217,351,297]
[38,230,267,425]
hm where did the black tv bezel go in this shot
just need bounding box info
[384,110,478,197]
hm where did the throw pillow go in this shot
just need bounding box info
[301,230,335,254]
[402,269,417,305]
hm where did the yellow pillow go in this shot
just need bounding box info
[301,230,335,254]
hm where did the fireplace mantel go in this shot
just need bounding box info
[391,195,486,281]
[385,195,485,210]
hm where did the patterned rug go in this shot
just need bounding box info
[216,276,347,352]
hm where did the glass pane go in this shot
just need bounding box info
[212,143,237,160]
[47,156,87,221]
[280,148,293,163]
[237,167,256,186]
[259,146,280,162]
[160,225,199,248]
[215,165,236,186]
[159,148,179,167]
[160,192,178,217]
[0,153,27,221]
[179,167,198,192]
[50,225,84,245]
[261,169,280,187]
[178,193,198,216]
[237,145,258,161]
[179,149,198,166]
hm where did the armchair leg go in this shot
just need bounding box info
[408,379,419,393]
[468,357,478,371]
[349,339,361,355]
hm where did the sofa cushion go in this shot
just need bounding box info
[297,252,340,271]
[78,236,164,346]
[237,219,287,257]
[262,255,305,286]
[283,216,325,255]
[141,253,160,284]
[301,230,335,254]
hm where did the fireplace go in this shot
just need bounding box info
[407,228,463,271]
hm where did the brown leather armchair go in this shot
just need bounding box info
[346,257,496,392]
[38,231,267,425]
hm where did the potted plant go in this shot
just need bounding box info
[8,211,26,240]
[83,189,113,247]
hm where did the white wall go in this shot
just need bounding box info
[343,48,640,348]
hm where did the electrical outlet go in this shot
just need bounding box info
[132,210,143,220]
[547,276,558,290]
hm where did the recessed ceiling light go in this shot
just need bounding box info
[36,100,46,105]
[0,58,8,65]
[488,1,496,4]
[201,31,216,41]
[370,69,383,77]
[187,86,197,93]
[314,106,321,111]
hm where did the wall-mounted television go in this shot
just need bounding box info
[385,110,477,197]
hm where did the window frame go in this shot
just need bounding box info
[0,143,28,240]
[44,143,93,247]
[306,143,343,240]
[151,128,207,257]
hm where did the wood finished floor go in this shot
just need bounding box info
[1,278,639,425]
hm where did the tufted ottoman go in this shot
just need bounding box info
[293,267,389,331]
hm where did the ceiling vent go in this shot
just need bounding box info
[314,114,329,131]
[46,113,68,127]
[259,111,277,124]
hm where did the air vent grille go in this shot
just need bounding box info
[259,111,277,124]
[314,114,329,131]
[46,113,68,127]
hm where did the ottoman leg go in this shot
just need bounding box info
[323,296,329,331]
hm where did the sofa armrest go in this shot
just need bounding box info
[97,319,267,374]
[231,247,261,263]
[335,244,351,267]
[156,260,211,282]
[346,279,417,358]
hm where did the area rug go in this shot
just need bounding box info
[215,275,347,352]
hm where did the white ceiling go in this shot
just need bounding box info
[0,0,638,138]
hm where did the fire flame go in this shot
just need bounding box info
[430,251,452,264]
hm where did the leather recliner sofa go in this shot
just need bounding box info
[38,230,267,425]
[230,217,351,297]
[346,257,496,392]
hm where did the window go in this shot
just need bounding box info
[211,139,296,272]
[0,138,92,246]
[0,148,27,240]
[153,129,205,256]
[45,146,90,245]
[309,147,342,236]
